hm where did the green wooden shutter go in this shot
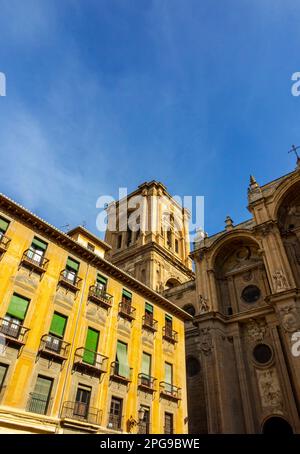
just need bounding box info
[31,376,52,414]
[97,274,107,285]
[165,314,172,322]
[122,289,132,299]
[7,294,29,320]
[49,313,67,337]
[0,218,9,233]
[66,257,79,272]
[116,341,129,377]
[145,303,153,314]
[165,363,172,384]
[32,237,47,251]
[142,353,151,376]
[83,328,99,365]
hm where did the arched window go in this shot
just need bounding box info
[183,304,196,316]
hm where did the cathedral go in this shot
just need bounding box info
[105,158,300,434]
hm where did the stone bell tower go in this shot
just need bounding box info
[104,181,194,292]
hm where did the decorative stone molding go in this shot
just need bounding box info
[273,270,289,292]
[199,328,213,356]
[257,368,283,410]
[279,305,300,333]
[199,295,209,313]
[246,318,267,343]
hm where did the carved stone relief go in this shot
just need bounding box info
[246,318,267,343]
[256,368,283,411]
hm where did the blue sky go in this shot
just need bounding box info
[0,0,299,238]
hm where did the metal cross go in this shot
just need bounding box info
[288,144,300,159]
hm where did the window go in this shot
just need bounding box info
[0,364,8,391]
[164,413,173,434]
[64,257,80,283]
[126,229,132,247]
[167,230,172,248]
[144,302,153,324]
[1,294,30,338]
[116,341,130,378]
[175,239,179,253]
[83,328,99,365]
[186,356,201,377]
[28,375,53,415]
[138,406,150,434]
[87,242,95,252]
[122,289,132,305]
[117,234,122,249]
[241,285,261,303]
[47,313,67,352]
[165,362,173,393]
[74,385,91,418]
[108,397,123,430]
[165,314,173,337]
[141,352,152,387]
[183,304,196,316]
[0,217,9,237]
[27,237,47,265]
[96,274,107,292]
[253,344,273,364]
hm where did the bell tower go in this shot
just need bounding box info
[104,181,194,292]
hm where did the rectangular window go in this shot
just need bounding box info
[27,237,48,264]
[28,375,53,415]
[144,302,153,325]
[164,412,173,434]
[74,385,91,418]
[87,242,95,251]
[117,234,122,249]
[47,313,67,353]
[141,352,152,387]
[64,257,80,283]
[165,362,173,393]
[0,217,9,235]
[122,289,132,304]
[165,314,173,337]
[116,341,130,378]
[83,328,99,365]
[2,294,30,338]
[175,239,179,253]
[138,405,150,434]
[96,274,107,292]
[0,364,8,391]
[109,397,123,430]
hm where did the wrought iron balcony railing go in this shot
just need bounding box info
[73,348,108,376]
[0,318,30,346]
[39,334,70,360]
[27,392,52,415]
[58,269,82,292]
[138,373,157,392]
[0,234,11,252]
[88,285,113,309]
[20,249,49,273]
[61,401,102,426]
[107,414,123,431]
[159,382,181,401]
[162,326,178,343]
[118,302,136,321]
[142,315,158,332]
[110,361,132,383]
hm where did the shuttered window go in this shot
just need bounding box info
[6,294,29,321]
[122,289,132,301]
[29,376,53,415]
[116,341,129,378]
[142,352,151,377]
[0,218,9,233]
[96,274,107,290]
[145,303,153,314]
[66,257,79,272]
[165,362,173,384]
[83,328,99,365]
[31,237,47,251]
[49,313,67,338]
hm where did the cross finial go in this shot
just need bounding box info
[288,144,300,159]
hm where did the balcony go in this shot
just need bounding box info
[0,234,11,254]
[162,326,178,344]
[118,302,136,321]
[110,361,132,384]
[142,315,158,332]
[160,382,181,401]
[88,285,113,309]
[61,401,102,426]
[73,348,108,376]
[20,249,49,274]
[138,373,157,393]
[107,414,123,432]
[0,318,30,347]
[39,334,70,361]
[58,269,82,293]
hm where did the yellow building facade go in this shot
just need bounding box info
[0,193,190,434]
